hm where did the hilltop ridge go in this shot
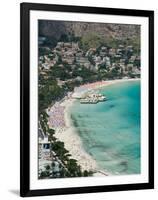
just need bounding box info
[39,20,140,42]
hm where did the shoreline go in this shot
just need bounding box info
[75,78,140,91]
[56,98,99,172]
[48,78,140,176]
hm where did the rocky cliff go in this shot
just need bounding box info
[39,20,140,41]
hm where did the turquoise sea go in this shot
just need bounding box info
[70,81,140,175]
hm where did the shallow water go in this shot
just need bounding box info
[70,81,140,175]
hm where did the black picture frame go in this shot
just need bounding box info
[20,2,154,197]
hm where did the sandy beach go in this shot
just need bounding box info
[48,78,140,175]
[76,78,140,90]
[55,98,98,172]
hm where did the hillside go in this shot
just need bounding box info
[39,20,140,42]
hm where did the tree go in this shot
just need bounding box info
[60,34,69,42]
[40,170,50,178]
[66,159,78,177]
[88,55,95,65]
[48,128,56,142]
[45,165,51,170]
[39,111,49,135]
[83,170,89,177]
[99,63,106,70]
[80,33,102,51]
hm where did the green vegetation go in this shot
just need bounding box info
[59,33,81,43]
[79,33,139,53]
[39,78,65,111]
[49,65,71,80]
[72,65,95,80]
[39,111,49,134]
[39,47,52,57]
[79,33,103,51]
